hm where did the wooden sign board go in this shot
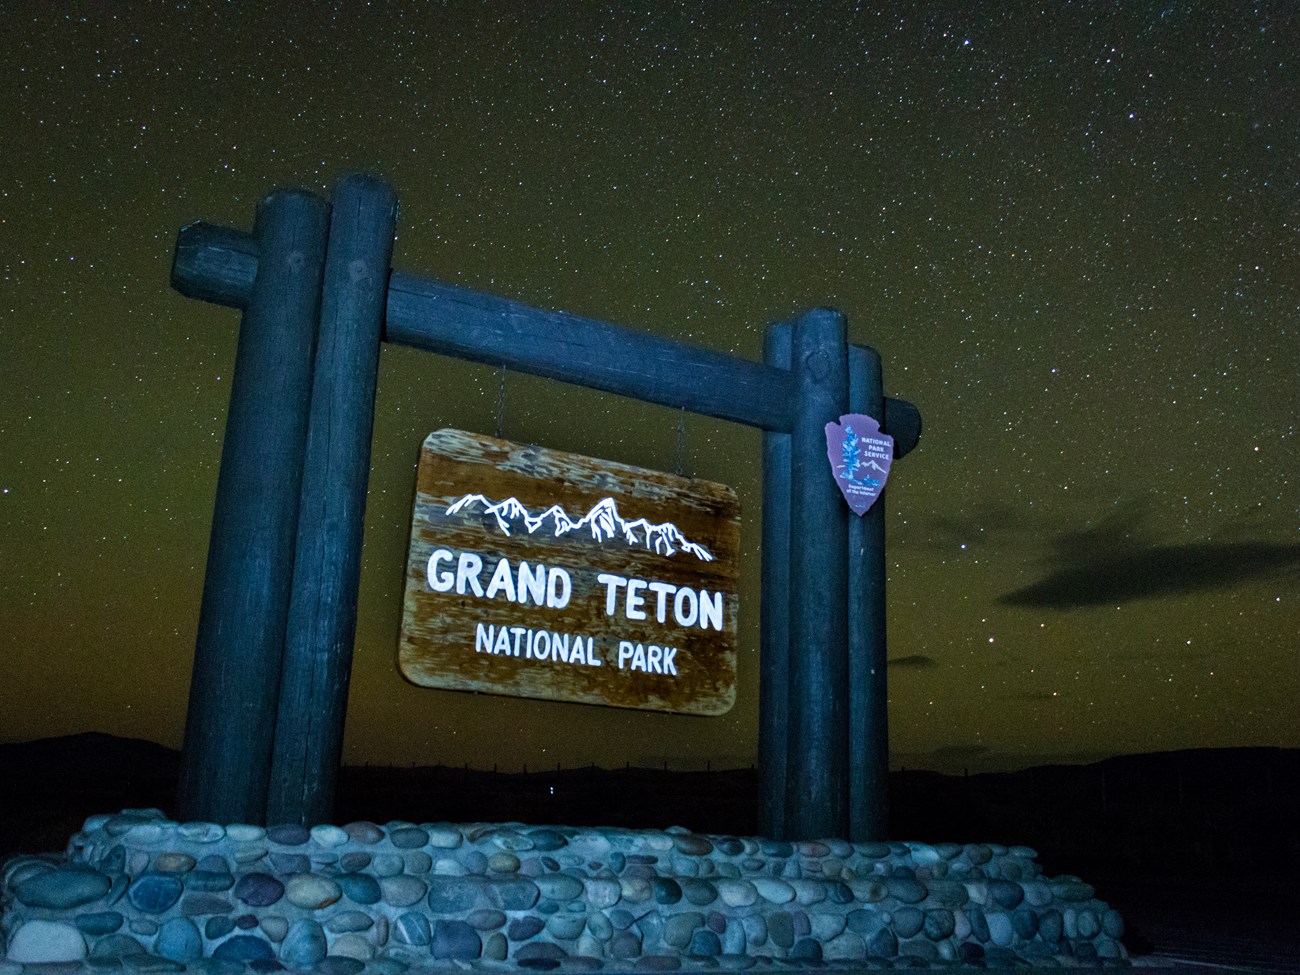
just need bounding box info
[398,429,740,715]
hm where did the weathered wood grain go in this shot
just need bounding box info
[848,344,890,842]
[758,320,793,838]
[785,309,851,840]
[268,175,399,827]
[176,189,329,825]
[398,430,740,716]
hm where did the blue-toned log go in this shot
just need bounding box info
[169,221,922,454]
[785,308,852,840]
[884,397,922,461]
[267,175,399,827]
[383,274,794,432]
[848,345,891,841]
[176,190,329,824]
[758,321,793,839]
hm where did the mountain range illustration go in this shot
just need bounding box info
[445,494,715,562]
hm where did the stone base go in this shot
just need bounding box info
[1,809,1127,971]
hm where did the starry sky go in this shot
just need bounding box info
[2,2,1296,776]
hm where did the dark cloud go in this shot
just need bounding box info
[1000,540,1300,609]
[888,654,938,668]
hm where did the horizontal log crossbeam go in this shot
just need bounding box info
[173,222,920,453]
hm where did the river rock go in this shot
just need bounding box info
[488,877,541,910]
[129,873,183,913]
[681,879,717,905]
[210,935,273,963]
[332,933,375,961]
[887,877,928,904]
[610,930,642,958]
[664,912,703,949]
[205,916,235,940]
[394,912,431,946]
[380,875,427,907]
[865,926,897,958]
[517,940,567,962]
[987,911,1015,946]
[689,929,722,956]
[508,915,546,940]
[753,878,794,904]
[155,918,202,963]
[232,872,283,908]
[270,852,310,875]
[186,868,234,892]
[310,824,350,847]
[1012,907,1038,938]
[810,912,846,941]
[339,852,371,873]
[13,868,109,915]
[343,821,385,845]
[325,911,373,933]
[266,824,310,846]
[281,919,327,966]
[432,919,481,960]
[989,878,1024,908]
[90,933,144,958]
[5,920,87,963]
[650,877,682,905]
[285,873,341,909]
[76,911,125,935]
[767,912,794,950]
[548,913,587,940]
[153,853,196,874]
[338,872,382,905]
[261,916,288,942]
[586,877,621,909]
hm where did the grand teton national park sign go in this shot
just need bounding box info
[398,429,741,715]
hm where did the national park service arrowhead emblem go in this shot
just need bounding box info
[825,413,894,515]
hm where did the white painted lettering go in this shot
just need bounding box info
[673,587,698,627]
[625,579,647,620]
[597,573,627,616]
[698,589,723,632]
[547,567,572,608]
[485,558,517,602]
[427,549,455,592]
[475,623,495,653]
[663,646,678,675]
[509,626,527,656]
[648,581,676,622]
[456,552,484,596]
[517,561,546,606]
[492,626,511,655]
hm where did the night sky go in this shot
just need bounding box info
[2,3,1295,776]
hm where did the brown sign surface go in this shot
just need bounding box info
[398,429,740,715]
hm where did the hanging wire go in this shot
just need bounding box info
[494,364,507,439]
[675,407,687,477]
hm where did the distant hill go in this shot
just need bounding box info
[2,734,1296,882]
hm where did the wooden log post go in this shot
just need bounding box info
[266,175,399,827]
[848,345,890,841]
[167,218,923,453]
[175,190,329,824]
[784,308,851,840]
[758,321,793,838]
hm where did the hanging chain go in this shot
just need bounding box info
[675,407,687,478]
[494,364,507,440]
